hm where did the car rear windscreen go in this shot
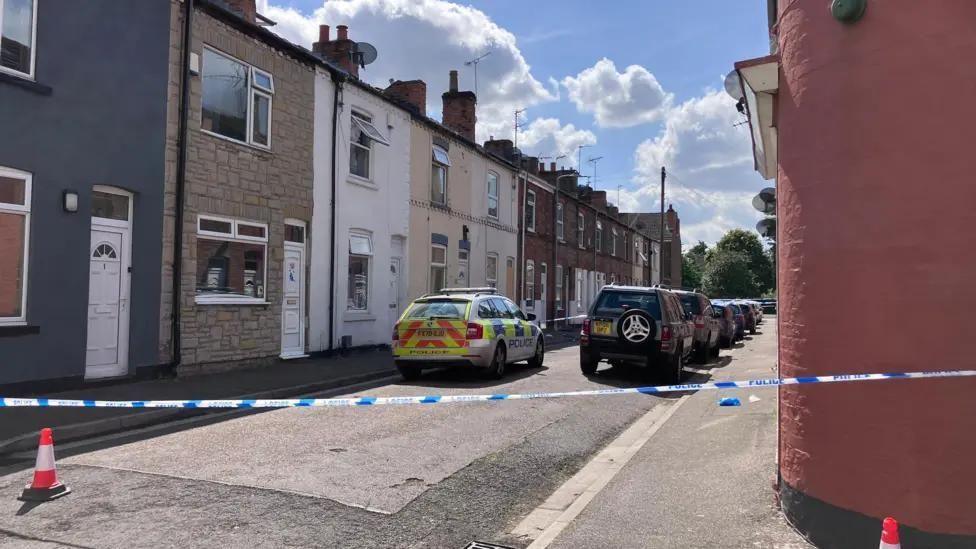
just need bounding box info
[593,291,661,320]
[678,294,702,315]
[404,300,468,319]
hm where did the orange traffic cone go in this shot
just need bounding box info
[18,428,71,502]
[879,517,900,549]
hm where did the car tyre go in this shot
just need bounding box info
[580,352,599,375]
[666,346,684,384]
[397,364,423,381]
[528,337,545,368]
[486,343,507,380]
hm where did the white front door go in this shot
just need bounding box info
[86,228,128,378]
[281,243,306,358]
[389,257,402,327]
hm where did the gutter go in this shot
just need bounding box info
[327,71,343,351]
[170,0,194,374]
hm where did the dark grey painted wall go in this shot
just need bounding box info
[0,0,172,385]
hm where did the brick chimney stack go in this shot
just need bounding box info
[442,70,477,141]
[385,80,427,114]
[225,0,257,23]
[312,23,359,78]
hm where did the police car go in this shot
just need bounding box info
[392,288,544,380]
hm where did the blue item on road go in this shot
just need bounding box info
[719,397,741,407]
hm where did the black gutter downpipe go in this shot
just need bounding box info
[327,72,343,351]
[170,0,194,374]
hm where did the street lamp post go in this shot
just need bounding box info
[553,170,582,330]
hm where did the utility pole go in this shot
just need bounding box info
[515,108,525,304]
[660,166,666,285]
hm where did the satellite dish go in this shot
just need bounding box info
[724,70,744,101]
[752,187,776,214]
[756,218,776,239]
[352,42,378,68]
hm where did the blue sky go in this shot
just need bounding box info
[261,0,772,246]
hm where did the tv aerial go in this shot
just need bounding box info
[465,50,492,96]
[352,42,378,68]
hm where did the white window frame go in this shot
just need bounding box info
[200,46,274,150]
[486,252,498,287]
[0,0,38,80]
[487,171,499,220]
[611,228,618,256]
[430,244,447,292]
[555,265,563,308]
[349,111,373,180]
[195,214,269,305]
[431,146,450,205]
[556,202,564,240]
[596,220,603,253]
[0,166,31,325]
[526,189,536,232]
[525,260,535,308]
[577,211,585,249]
[347,230,373,311]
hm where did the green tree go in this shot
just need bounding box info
[686,241,708,271]
[701,249,759,298]
[682,253,703,289]
[714,229,773,293]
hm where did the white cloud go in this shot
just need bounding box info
[562,58,672,128]
[516,118,596,168]
[619,90,767,245]
[263,0,557,142]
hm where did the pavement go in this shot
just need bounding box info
[0,348,399,456]
[0,321,809,548]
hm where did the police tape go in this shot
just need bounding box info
[545,314,586,323]
[1,369,974,409]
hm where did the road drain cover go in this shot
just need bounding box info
[463,543,515,549]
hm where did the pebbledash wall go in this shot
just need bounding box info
[0,0,170,387]
[765,1,976,546]
[163,1,314,374]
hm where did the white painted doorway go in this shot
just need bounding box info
[539,263,548,329]
[86,187,132,379]
[281,221,307,359]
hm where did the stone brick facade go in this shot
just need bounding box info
[162,1,314,374]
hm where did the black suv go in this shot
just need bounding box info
[579,286,694,382]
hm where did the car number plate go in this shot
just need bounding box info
[593,321,612,335]
[418,329,446,337]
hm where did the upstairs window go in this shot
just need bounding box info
[611,228,618,256]
[201,47,274,148]
[577,211,585,247]
[431,145,450,205]
[0,166,30,324]
[350,111,390,180]
[595,220,603,252]
[0,0,37,78]
[487,171,499,219]
[525,190,536,232]
[556,202,564,240]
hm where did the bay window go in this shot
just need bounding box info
[348,231,372,311]
[0,0,37,79]
[201,47,274,148]
[196,215,268,304]
[0,166,30,324]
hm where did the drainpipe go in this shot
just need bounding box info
[170,0,194,374]
[327,73,343,351]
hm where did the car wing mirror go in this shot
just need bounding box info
[526,313,537,321]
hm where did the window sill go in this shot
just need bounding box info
[195,295,270,306]
[0,324,40,337]
[0,71,52,95]
[200,129,272,154]
[343,312,376,322]
[527,228,536,234]
[347,175,379,190]
[430,202,450,212]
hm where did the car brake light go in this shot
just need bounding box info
[661,325,672,341]
[580,318,590,344]
[694,315,705,329]
[466,322,483,339]
[392,325,399,342]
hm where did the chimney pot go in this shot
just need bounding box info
[449,70,459,92]
[337,25,349,40]
[550,162,556,171]
[318,25,330,43]
[225,0,257,23]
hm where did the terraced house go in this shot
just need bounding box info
[162,0,316,373]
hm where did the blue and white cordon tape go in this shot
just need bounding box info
[1,370,974,409]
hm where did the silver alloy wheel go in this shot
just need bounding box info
[621,313,652,343]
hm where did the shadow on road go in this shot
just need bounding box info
[402,364,550,390]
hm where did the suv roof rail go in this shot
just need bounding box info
[431,287,498,296]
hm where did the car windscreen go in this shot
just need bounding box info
[678,294,702,315]
[404,299,468,319]
[593,291,661,320]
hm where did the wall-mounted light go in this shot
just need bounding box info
[831,0,866,23]
[63,190,79,213]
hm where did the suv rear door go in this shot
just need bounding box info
[590,290,663,345]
